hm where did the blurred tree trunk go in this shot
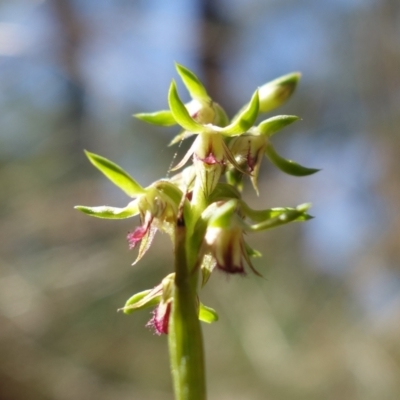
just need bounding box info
[50,0,87,156]
[198,0,232,109]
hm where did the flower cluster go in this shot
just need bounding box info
[75,63,317,334]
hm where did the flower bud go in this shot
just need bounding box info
[258,72,301,113]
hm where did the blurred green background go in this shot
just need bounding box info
[1,0,400,399]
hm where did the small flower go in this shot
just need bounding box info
[119,273,175,335]
[202,200,261,276]
[188,132,229,197]
[125,186,180,264]
[146,273,174,335]
[119,271,219,332]
[205,224,248,274]
[168,80,259,198]
[134,64,259,198]
[228,133,266,195]
[227,115,320,194]
[200,199,313,278]
[74,151,184,265]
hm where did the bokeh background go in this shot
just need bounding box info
[1,0,400,399]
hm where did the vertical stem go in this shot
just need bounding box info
[190,172,208,226]
[168,212,206,400]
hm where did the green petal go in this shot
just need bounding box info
[134,110,176,126]
[119,289,162,315]
[220,89,259,136]
[168,80,205,133]
[74,202,139,219]
[175,63,210,101]
[265,142,320,176]
[199,303,219,323]
[85,151,145,197]
[248,203,312,232]
[257,115,299,137]
[241,202,312,223]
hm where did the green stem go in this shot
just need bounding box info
[168,213,206,400]
[190,173,208,224]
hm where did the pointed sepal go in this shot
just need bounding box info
[84,150,145,197]
[220,89,259,136]
[74,201,139,219]
[265,143,320,176]
[257,115,299,137]
[247,203,312,232]
[119,288,162,315]
[134,110,176,126]
[240,201,313,223]
[175,63,210,101]
[168,81,205,133]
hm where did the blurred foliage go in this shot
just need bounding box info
[1,0,400,399]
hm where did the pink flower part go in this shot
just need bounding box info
[246,145,263,173]
[127,217,153,249]
[127,226,147,249]
[147,301,171,335]
[217,261,245,275]
[201,152,219,165]
[247,149,256,172]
